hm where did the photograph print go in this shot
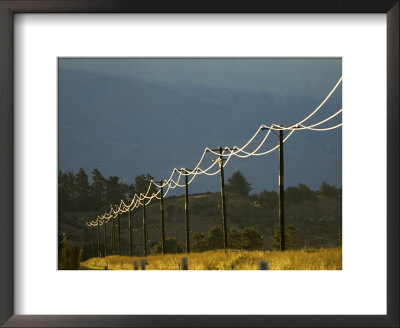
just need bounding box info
[58,58,342,270]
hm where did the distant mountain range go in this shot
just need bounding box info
[58,67,342,194]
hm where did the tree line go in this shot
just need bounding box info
[257,181,341,209]
[58,168,156,213]
[151,224,300,254]
[59,168,341,213]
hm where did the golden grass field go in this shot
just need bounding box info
[82,248,342,270]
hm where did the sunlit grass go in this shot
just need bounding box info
[82,248,341,270]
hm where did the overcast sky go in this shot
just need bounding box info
[58,58,342,193]
[59,57,341,99]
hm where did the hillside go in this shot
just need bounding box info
[59,191,341,259]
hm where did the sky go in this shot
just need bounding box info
[59,58,341,95]
[58,58,342,195]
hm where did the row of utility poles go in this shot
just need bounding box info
[89,127,287,258]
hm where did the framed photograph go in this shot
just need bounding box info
[0,1,398,327]
[58,57,344,271]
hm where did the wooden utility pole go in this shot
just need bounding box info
[207,147,232,250]
[160,180,166,254]
[97,223,100,258]
[117,213,121,255]
[179,168,197,253]
[219,147,228,250]
[128,208,133,257]
[261,126,286,251]
[103,221,107,257]
[279,129,285,251]
[142,195,147,257]
[184,172,190,253]
[112,216,115,255]
[90,225,94,258]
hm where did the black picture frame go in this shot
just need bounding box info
[0,1,398,327]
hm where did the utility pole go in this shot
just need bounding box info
[218,147,228,251]
[103,221,107,257]
[184,173,189,253]
[278,129,285,251]
[261,126,286,251]
[179,168,198,253]
[175,228,178,254]
[128,208,133,257]
[112,216,115,255]
[159,180,166,254]
[207,147,230,250]
[97,222,100,258]
[141,195,147,257]
[90,225,94,258]
[117,213,121,255]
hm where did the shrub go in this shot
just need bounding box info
[241,226,263,250]
[191,232,208,252]
[258,190,278,210]
[228,227,242,249]
[207,225,224,250]
[151,237,183,255]
[270,224,299,250]
[58,233,83,270]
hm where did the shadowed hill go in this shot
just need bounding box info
[60,190,341,260]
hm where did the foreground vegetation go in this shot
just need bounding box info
[59,169,342,253]
[82,248,342,270]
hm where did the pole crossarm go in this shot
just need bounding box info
[177,168,201,173]
[260,124,300,131]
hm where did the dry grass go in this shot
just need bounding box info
[82,248,341,270]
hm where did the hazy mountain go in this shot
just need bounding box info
[58,61,342,194]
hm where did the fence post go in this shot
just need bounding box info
[133,261,138,270]
[140,259,146,270]
[182,257,188,270]
[259,261,269,270]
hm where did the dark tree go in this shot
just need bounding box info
[285,183,319,206]
[228,227,242,249]
[58,170,75,212]
[319,182,340,198]
[241,226,263,250]
[285,224,299,249]
[191,232,208,252]
[58,233,82,270]
[90,168,107,209]
[126,183,136,202]
[258,189,278,210]
[135,173,157,196]
[106,176,123,204]
[207,225,224,250]
[75,168,90,210]
[298,183,318,202]
[151,237,183,254]
[270,224,299,250]
[227,170,253,197]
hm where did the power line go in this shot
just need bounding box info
[85,77,342,229]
